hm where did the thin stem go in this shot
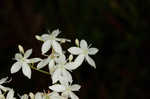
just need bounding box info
[30,65,50,75]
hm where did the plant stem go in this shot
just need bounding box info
[30,65,50,75]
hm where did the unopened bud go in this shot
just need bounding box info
[18,45,24,54]
[35,35,42,41]
[29,92,34,99]
[69,54,73,62]
[75,38,79,47]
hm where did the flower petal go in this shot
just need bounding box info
[42,40,52,54]
[60,69,72,84]
[80,40,88,49]
[68,47,82,55]
[28,58,41,63]
[52,29,60,37]
[69,91,79,99]
[35,92,43,99]
[74,54,85,67]
[11,62,22,74]
[71,84,81,91]
[15,53,23,60]
[22,63,31,79]
[64,62,80,70]
[49,84,65,92]
[37,58,49,69]
[52,69,61,84]
[0,77,8,84]
[52,41,62,55]
[24,49,32,58]
[6,89,15,99]
[88,48,99,55]
[41,34,50,41]
[85,55,96,68]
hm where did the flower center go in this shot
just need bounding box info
[83,49,88,55]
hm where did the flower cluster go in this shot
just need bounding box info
[0,29,99,99]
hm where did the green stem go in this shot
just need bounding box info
[30,65,50,75]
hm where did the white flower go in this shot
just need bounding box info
[52,55,77,84]
[68,40,99,68]
[49,83,81,99]
[36,29,70,55]
[0,77,11,93]
[10,45,41,79]
[6,89,16,99]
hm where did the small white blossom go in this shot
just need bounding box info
[49,83,81,99]
[68,40,99,68]
[36,29,70,55]
[10,45,41,79]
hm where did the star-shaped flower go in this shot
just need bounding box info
[10,45,41,79]
[68,40,99,68]
[49,83,81,99]
[36,29,70,55]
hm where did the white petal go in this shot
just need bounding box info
[37,58,49,69]
[74,54,85,67]
[35,92,43,99]
[15,53,23,60]
[61,69,72,84]
[68,47,82,55]
[85,55,96,68]
[0,94,5,99]
[41,34,50,41]
[80,40,88,49]
[42,40,51,54]
[52,41,62,55]
[52,29,60,37]
[22,63,31,79]
[6,89,15,99]
[0,85,11,92]
[62,91,69,98]
[28,58,41,63]
[69,92,79,99]
[21,94,28,99]
[64,62,80,70]
[11,62,22,74]
[24,49,32,58]
[71,84,81,91]
[88,48,99,55]
[0,77,8,84]
[49,84,65,92]
[48,60,54,69]
[52,69,61,84]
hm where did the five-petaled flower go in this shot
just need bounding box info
[68,40,99,68]
[36,29,70,55]
[10,45,41,79]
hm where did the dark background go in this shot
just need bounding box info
[0,0,150,99]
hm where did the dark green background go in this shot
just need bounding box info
[0,0,150,99]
